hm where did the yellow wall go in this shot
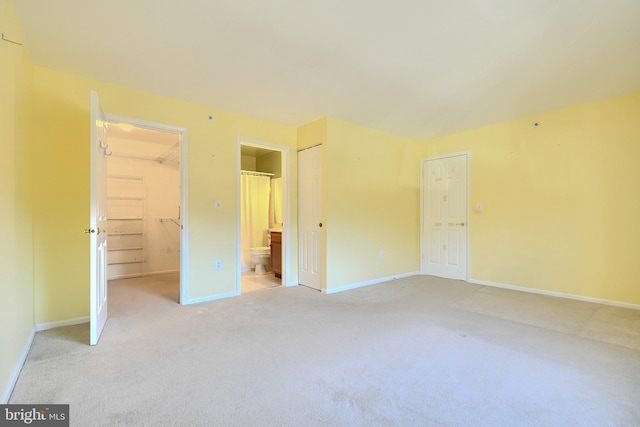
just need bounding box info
[297,117,326,151]
[0,0,35,401]
[418,92,640,305]
[240,155,257,170]
[325,118,419,290]
[256,151,282,178]
[32,67,298,323]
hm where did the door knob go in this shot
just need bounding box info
[319,223,323,227]
[457,222,465,226]
[84,228,106,235]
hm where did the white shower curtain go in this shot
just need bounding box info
[241,174,271,272]
[269,177,283,226]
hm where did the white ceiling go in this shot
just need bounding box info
[15,0,640,140]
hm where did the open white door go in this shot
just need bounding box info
[89,91,109,345]
[298,145,323,290]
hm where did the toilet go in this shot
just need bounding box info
[250,233,271,274]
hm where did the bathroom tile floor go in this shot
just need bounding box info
[241,271,281,293]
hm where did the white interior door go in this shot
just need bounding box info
[422,154,468,280]
[298,145,322,290]
[89,91,109,345]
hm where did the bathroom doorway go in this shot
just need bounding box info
[237,139,290,293]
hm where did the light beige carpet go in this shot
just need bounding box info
[10,273,640,426]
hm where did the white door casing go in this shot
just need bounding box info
[236,138,291,292]
[89,91,109,345]
[422,153,469,280]
[107,114,188,303]
[298,145,322,290]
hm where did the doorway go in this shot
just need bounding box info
[421,152,470,280]
[106,115,188,303]
[237,138,290,293]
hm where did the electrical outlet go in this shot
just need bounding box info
[215,260,222,270]
[379,251,385,260]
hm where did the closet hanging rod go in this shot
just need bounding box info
[241,170,274,177]
[2,33,22,45]
[109,151,180,164]
[160,218,181,227]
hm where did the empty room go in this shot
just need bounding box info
[2,0,639,425]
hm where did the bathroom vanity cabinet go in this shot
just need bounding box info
[270,231,282,278]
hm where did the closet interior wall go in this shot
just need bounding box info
[106,136,181,280]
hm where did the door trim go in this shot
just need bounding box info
[107,114,189,304]
[420,151,471,281]
[236,137,292,292]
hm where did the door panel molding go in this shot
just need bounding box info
[298,145,323,290]
[90,91,109,345]
[420,151,471,281]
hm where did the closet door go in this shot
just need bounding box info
[298,145,323,290]
[422,154,468,280]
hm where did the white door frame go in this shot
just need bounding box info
[236,137,292,292]
[420,151,471,281]
[107,114,189,303]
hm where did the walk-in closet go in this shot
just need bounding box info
[106,123,181,280]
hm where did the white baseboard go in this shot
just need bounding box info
[182,291,240,305]
[394,271,421,280]
[2,327,36,404]
[36,316,89,332]
[470,279,640,311]
[323,271,420,295]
